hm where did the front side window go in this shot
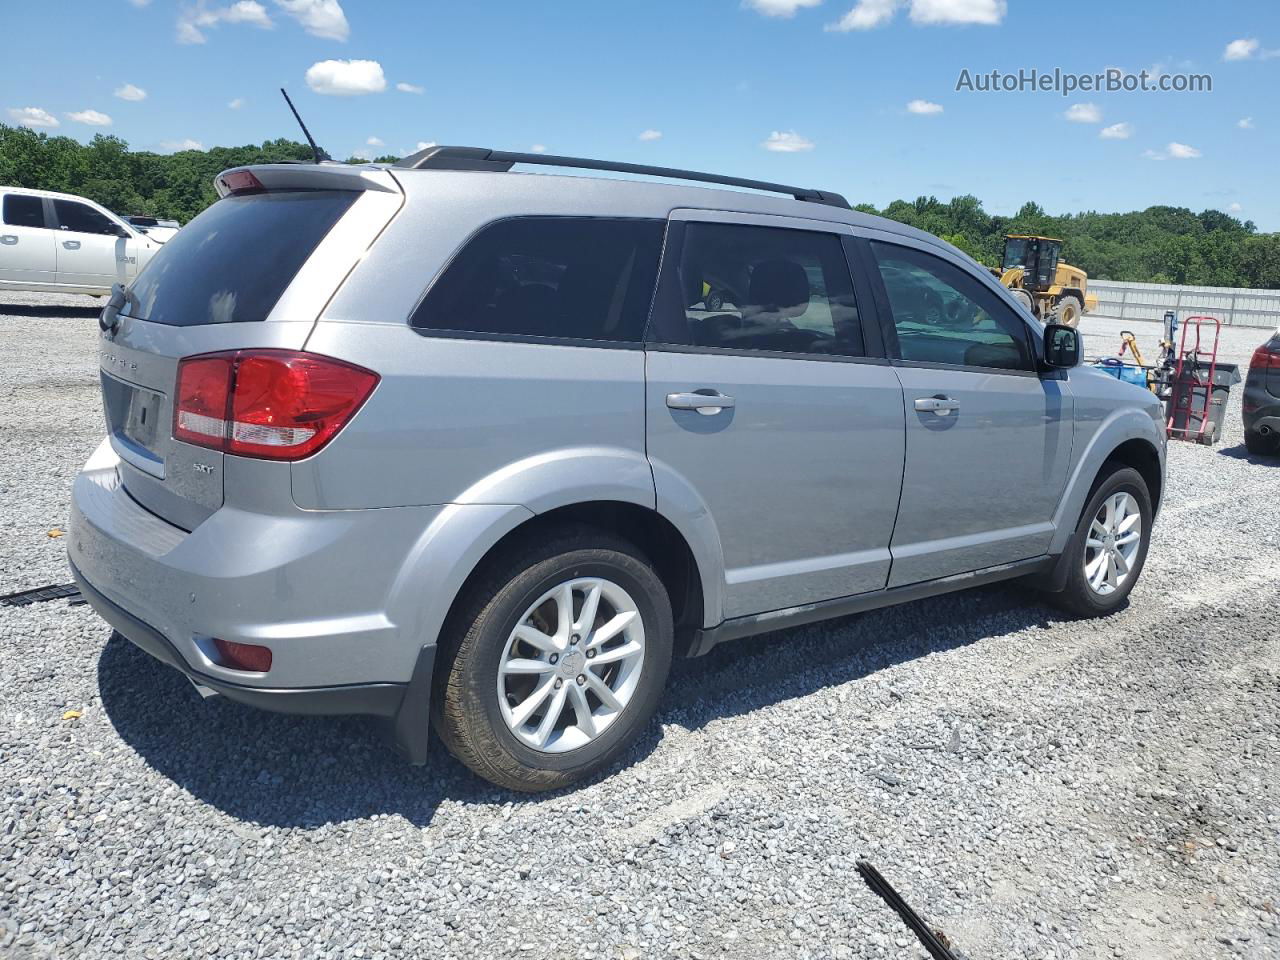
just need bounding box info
[654,222,864,357]
[53,199,118,236]
[3,194,46,229]
[410,217,665,343]
[871,241,1031,371]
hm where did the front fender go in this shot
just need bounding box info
[1050,405,1164,554]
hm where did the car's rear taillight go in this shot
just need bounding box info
[1250,344,1280,370]
[213,639,273,672]
[173,350,378,461]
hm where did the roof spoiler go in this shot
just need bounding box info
[394,145,851,210]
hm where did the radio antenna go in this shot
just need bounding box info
[280,88,330,163]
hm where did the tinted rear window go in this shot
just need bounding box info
[128,190,357,326]
[3,194,45,228]
[410,217,665,343]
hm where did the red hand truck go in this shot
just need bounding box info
[1165,315,1223,445]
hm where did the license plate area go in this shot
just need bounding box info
[102,372,166,478]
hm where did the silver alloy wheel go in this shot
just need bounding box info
[1084,491,1143,596]
[496,577,645,753]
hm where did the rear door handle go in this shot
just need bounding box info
[666,391,735,416]
[914,395,961,415]
[0,235,16,245]
[62,240,81,250]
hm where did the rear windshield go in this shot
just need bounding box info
[127,190,357,325]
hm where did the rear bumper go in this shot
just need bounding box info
[72,560,407,716]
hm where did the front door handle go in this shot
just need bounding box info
[62,240,81,250]
[914,395,961,416]
[666,391,735,416]
[0,235,16,245]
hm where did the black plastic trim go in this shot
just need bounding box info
[395,145,851,209]
[686,555,1054,657]
[71,561,407,718]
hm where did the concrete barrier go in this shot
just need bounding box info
[1089,280,1280,329]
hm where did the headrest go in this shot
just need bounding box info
[748,259,810,312]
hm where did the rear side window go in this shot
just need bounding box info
[3,194,46,229]
[53,199,118,236]
[128,190,357,326]
[653,222,864,357]
[410,217,665,343]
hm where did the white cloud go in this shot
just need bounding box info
[908,0,1004,24]
[826,0,897,30]
[273,0,348,40]
[416,141,436,152]
[396,82,424,94]
[366,136,384,147]
[114,83,147,102]
[1223,37,1259,61]
[305,59,386,95]
[1228,202,1243,213]
[762,130,815,152]
[67,109,113,126]
[906,99,943,114]
[1064,102,1102,124]
[1238,116,1254,129]
[161,139,204,152]
[530,144,548,153]
[1145,141,1201,160]
[128,0,151,6]
[743,0,822,17]
[1099,122,1133,140]
[177,0,273,43]
[827,0,1004,30]
[228,97,245,109]
[7,107,59,128]
[638,129,663,141]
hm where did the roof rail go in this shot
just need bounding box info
[393,145,851,209]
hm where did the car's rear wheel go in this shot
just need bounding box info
[434,527,673,792]
[1051,466,1152,617]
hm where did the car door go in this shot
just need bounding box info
[645,212,905,621]
[51,197,132,288]
[858,234,1073,587]
[0,193,57,285]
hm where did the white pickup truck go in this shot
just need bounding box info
[0,186,163,296]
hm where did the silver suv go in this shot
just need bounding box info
[70,148,1167,791]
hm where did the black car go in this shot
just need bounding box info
[1244,327,1280,455]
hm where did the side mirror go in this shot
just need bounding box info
[1042,323,1081,368]
[113,225,131,238]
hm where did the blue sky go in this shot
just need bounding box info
[6,0,1279,228]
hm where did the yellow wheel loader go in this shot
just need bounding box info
[993,235,1098,327]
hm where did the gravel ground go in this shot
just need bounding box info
[2,295,1278,960]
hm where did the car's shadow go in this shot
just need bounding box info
[1,302,101,318]
[1218,442,1279,465]
[97,583,1059,827]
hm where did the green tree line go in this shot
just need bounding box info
[4,123,1279,289]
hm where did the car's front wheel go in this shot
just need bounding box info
[1052,465,1153,617]
[434,527,673,792]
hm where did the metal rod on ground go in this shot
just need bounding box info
[856,860,963,960]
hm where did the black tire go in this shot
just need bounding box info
[433,525,673,792]
[1245,430,1280,456]
[1053,295,1083,328]
[1050,465,1153,618]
